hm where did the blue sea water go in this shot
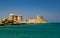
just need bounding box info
[0,23,60,38]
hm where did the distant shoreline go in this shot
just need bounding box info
[0,22,60,26]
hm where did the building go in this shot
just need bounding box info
[13,15,17,22]
[8,13,17,21]
[8,14,14,21]
[37,15,43,21]
[8,13,18,24]
[17,15,22,23]
[28,15,47,24]
[28,19,37,24]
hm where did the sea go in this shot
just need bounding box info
[0,23,60,38]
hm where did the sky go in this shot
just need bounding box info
[0,0,60,22]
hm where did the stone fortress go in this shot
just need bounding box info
[0,13,47,25]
